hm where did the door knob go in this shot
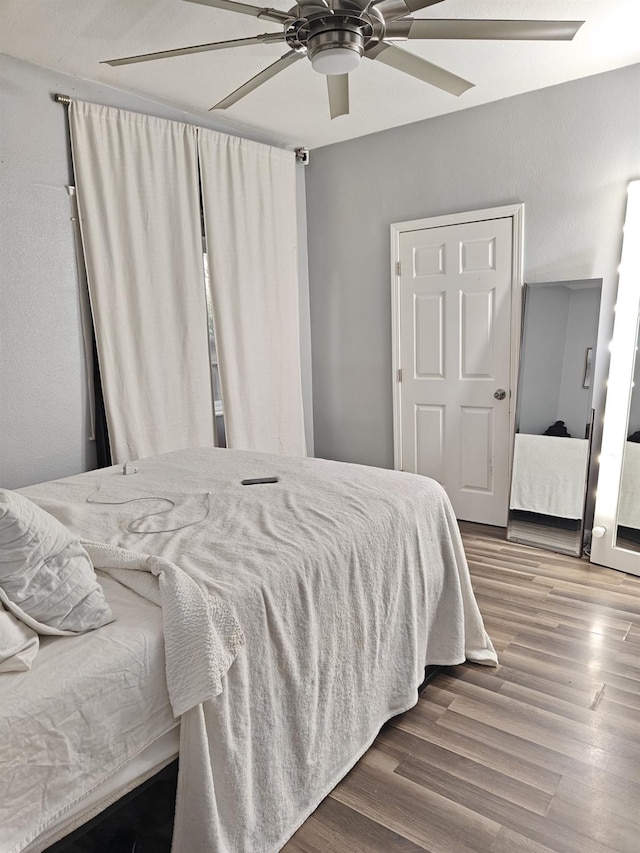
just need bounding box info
[494,388,507,400]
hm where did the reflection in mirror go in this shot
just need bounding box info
[507,279,602,555]
[615,316,640,552]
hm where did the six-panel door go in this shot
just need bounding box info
[398,217,513,526]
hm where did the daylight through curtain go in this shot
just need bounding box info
[198,130,306,456]
[69,101,215,464]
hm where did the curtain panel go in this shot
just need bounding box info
[69,101,215,464]
[198,130,306,457]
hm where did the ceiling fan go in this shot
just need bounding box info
[103,0,584,120]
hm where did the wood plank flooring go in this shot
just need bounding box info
[283,522,640,853]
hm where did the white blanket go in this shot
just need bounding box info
[22,448,497,853]
[0,575,176,853]
[84,542,244,717]
[510,434,589,519]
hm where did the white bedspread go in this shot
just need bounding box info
[21,448,496,853]
[0,575,177,853]
[510,434,589,519]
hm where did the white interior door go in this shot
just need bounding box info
[394,214,518,526]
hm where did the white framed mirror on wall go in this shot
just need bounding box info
[591,180,640,575]
[507,279,603,556]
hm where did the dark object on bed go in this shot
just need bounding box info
[543,420,572,437]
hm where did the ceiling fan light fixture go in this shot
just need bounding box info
[310,45,362,74]
[307,26,364,75]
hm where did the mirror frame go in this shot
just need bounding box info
[506,280,601,556]
[591,180,640,574]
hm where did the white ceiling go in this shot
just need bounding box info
[1,0,639,149]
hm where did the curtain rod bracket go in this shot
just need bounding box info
[54,93,72,105]
[295,147,309,165]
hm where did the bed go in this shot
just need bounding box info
[1,447,497,853]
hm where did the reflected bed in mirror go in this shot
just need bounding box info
[507,279,602,556]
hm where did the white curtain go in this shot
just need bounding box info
[69,101,215,464]
[198,130,306,456]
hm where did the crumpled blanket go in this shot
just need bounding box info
[83,541,244,717]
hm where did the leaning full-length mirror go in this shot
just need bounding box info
[507,279,602,555]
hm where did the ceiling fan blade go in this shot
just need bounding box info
[103,33,285,66]
[211,50,302,110]
[183,0,292,25]
[367,42,473,96]
[327,74,349,119]
[385,19,584,41]
[370,0,445,24]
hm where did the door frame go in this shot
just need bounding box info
[390,203,525,491]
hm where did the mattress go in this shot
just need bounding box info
[30,729,179,853]
[0,574,177,853]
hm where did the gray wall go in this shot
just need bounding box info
[0,52,313,488]
[518,285,570,436]
[558,286,601,439]
[306,64,640,476]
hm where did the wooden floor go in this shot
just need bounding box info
[283,522,640,853]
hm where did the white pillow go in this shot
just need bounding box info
[0,489,114,635]
[0,599,39,672]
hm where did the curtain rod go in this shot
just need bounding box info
[53,92,308,161]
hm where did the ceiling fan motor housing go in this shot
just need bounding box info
[284,2,381,75]
[307,21,365,73]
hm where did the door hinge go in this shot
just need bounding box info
[396,261,402,276]
[397,368,403,382]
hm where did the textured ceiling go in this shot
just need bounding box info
[1,0,639,149]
